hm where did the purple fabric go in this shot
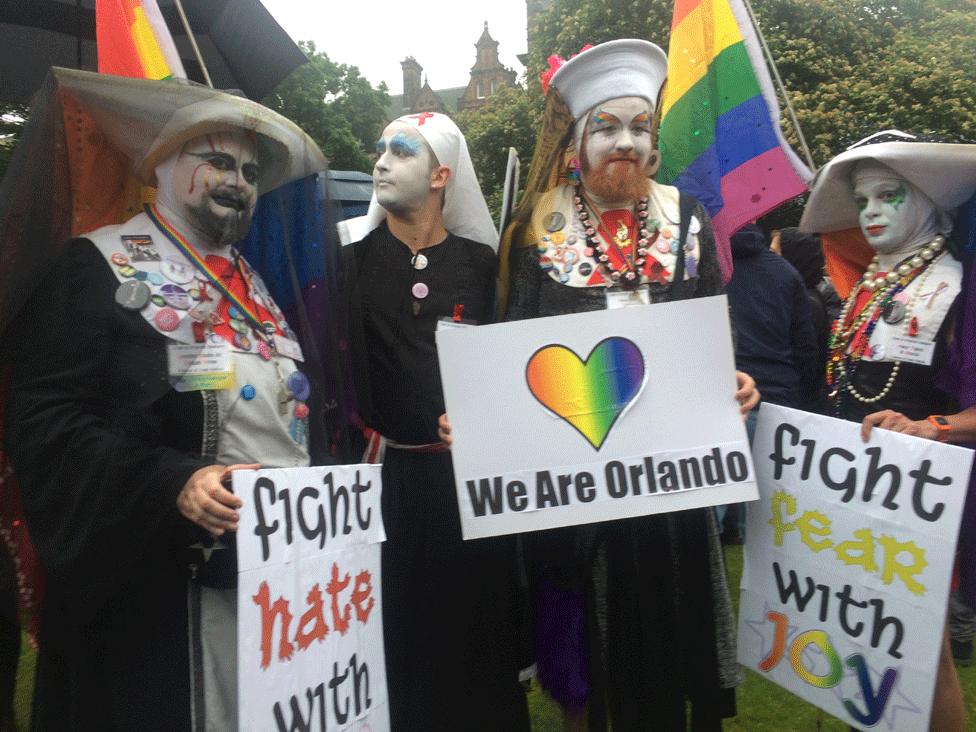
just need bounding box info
[940,198,976,607]
[533,578,589,712]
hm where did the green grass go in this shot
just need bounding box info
[11,547,976,730]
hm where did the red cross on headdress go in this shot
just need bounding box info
[408,112,435,126]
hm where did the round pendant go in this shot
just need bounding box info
[114,281,151,310]
[412,253,429,270]
[153,307,181,332]
[159,284,191,310]
[412,282,429,299]
[545,212,566,232]
[882,301,906,324]
[287,371,311,401]
[161,256,196,284]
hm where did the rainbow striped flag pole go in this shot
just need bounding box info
[658,0,814,281]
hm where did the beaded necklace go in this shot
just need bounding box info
[574,183,655,290]
[827,235,945,415]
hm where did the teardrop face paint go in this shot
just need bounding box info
[159,130,260,247]
[372,122,436,215]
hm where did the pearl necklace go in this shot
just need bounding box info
[827,235,945,411]
[574,184,654,290]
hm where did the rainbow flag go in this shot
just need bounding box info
[96,0,186,81]
[658,0,812,280]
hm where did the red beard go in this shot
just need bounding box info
[580,149,650,203]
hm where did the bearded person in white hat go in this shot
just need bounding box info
[2,68,326,730]
[801,130,976,731]
[341,113,530,730]
[497,40,757,730]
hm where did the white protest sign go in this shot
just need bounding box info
[436,295,757,539]
[235,465,389,732]
[738,404,973,731]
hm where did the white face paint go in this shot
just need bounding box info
[581,96,654,176]
[372,122,436,215]
[159,130,260,248]
[853,175,916,254]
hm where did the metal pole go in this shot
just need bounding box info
[742,0,817,171]
[172,0,213,88]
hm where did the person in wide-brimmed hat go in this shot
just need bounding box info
[801,129,976,730]
[1,68,327,730]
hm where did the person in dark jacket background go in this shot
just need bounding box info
[726,224,819,411]
[778,226,841,407]
[719,224,819,542]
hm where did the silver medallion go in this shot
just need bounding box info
[115,281,151,311]
[545,212,566,232]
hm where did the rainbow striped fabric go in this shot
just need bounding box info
[95,0,186,81]
[658,0,812,279]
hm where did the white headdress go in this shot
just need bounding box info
[340,113,498,249]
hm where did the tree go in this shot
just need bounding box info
[263,41,390,172]
[455,85,544,221]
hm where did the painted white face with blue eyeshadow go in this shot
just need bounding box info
[372,122,435,215]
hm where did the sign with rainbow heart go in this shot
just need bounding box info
[436,295,757,539]
[739,404,973,732]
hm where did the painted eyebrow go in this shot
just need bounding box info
[590,111,620,127]
[389,133,422,156]
[632,112,651,125]
[375,139,386,154]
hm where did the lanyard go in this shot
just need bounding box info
[145,204,268,336]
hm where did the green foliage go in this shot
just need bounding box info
[455,86,544,221]
[262,41,390,173]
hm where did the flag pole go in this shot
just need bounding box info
[172,0,213,88]
[741,0,817,171]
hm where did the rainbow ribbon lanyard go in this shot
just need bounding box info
[145,204,269,336]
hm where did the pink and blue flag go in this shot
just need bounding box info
[658,0,813,281]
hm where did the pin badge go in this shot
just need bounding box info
[153,307,181,332]
[161,257,195,284]
[287,371,311,401]
[111,252,129,267]
[412,253,429,270]
[160,284,191,310]
[115,281,151,310]
[412,282,429,299]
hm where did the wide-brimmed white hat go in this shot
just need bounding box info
[52,67,327,193]
[549,39,668,120]
[800,130,976,233]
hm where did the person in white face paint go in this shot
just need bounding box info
[801,129,976,732]
[340,113,530,730]
[495,40,755,731]
[3,70,326,731]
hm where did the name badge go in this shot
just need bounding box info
[167,341,235,391]
[605,286,651,310]
[888,336,936,366]
[274,334,304,362]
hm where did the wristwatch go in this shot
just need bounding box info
[927,415,952,442]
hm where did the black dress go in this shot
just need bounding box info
[344,222,530,731]
[505,197,739,731]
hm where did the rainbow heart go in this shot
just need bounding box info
[525,337,646,450]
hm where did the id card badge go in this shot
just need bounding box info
[888,336,936,366]
[605,285,651,310]
[167,341,235,391]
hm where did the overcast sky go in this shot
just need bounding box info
[260,1,530,96]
